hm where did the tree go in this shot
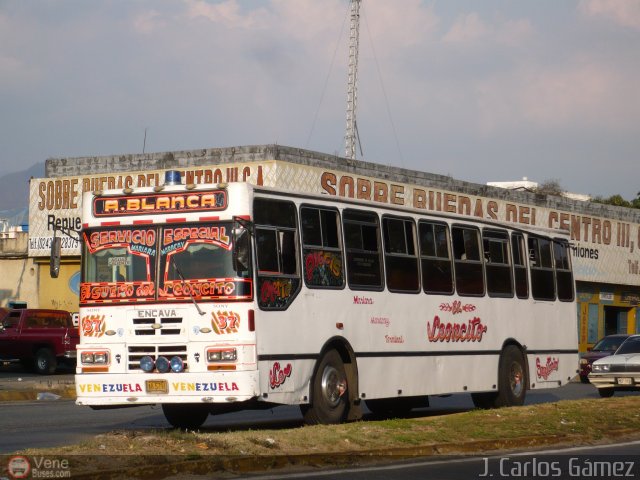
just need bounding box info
[534,179,564,196]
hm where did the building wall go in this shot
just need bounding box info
[34,144,640,350]
[37,260,80,313]
[0,232,39,307]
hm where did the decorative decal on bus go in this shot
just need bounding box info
[258,278,297,309]
[93,190,227,217]
[353,296,373,305]
[304,250,343,286]
[81,314,106,337]
[269,362,292,389]
[80,281,156,303]
[536,357,560,380]
[439,301,476,314]
[78,383,143,393]
[370,316,390,327]
[87,229,157,254]
[212,311,240,334]
[171,382,239,392]
[162,226,230,249]
[427,316,487,343]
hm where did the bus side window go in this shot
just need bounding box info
[419,221,453,295]
[553,239,574,302]
[451,226,484,296]
[511,232,529,299]
[254,198,301,310]
[300,206,344,288]
[483,229,513,298]
[342,209,383,291]
[382,216,420,293]
[528,236,556,301]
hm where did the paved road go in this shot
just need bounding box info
[0,376,619,454]
[240,441,640,480]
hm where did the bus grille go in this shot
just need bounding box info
[127,345,188,371]
[132,317,183,336]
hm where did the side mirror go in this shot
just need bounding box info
[50,236,62,278]
[232,219,252,274]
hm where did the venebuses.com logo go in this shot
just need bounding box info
[5,455,71,479]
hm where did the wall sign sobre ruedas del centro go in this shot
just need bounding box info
[28,159,640,287]
[93,190,226,217]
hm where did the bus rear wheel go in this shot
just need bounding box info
[472,346,527,409]
[162,404,209,430]
[302,350,349,425]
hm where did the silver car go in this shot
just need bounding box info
[589,334,640,398]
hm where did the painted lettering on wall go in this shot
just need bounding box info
[37,165,264,213]
[320,171,639,256]
[269,362,292,389]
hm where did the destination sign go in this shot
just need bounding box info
[93,190,227,217]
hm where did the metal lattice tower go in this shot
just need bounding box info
[345,0,361,160]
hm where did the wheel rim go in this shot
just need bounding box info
[320,365,347,408]
[510,361,524,397]
[37,357,48,371]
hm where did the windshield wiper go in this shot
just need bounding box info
[172,261,205,316]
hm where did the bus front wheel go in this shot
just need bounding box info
[302,350,349,425]
[162,404,209,430]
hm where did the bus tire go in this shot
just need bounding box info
[598,388,614,398]
[162,404,209,430]
[302,350,349,425]
[34,348,57,375]
[472,346,527,408]
[494,345,527,407]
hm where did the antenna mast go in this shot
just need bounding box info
[345,0,361,160]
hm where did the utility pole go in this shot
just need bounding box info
[345,0,361,160]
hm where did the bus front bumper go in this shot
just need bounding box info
[75,370,259,406]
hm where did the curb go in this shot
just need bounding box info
[53,429,640,479]
[0,387,76,402]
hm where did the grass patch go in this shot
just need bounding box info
[15,396,640,476]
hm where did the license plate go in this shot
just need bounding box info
[146,379,169,394]
[617,377,633,385]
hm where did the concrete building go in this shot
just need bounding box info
[0,224,38,308]
[22,144,640,352]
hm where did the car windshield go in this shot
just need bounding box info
[593,336,627,352]
[616,337,640,355]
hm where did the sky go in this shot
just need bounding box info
[1,0,639,200]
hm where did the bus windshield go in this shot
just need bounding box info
[81,222,252,304]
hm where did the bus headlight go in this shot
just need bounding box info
[170,356,184,373]
[81,351,110,365]
[207,348,237,362]
[139,355,155,372]
[155,356,170,373]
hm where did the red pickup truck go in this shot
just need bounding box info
[0,308,79,374]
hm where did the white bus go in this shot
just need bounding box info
[71,171,577,428]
